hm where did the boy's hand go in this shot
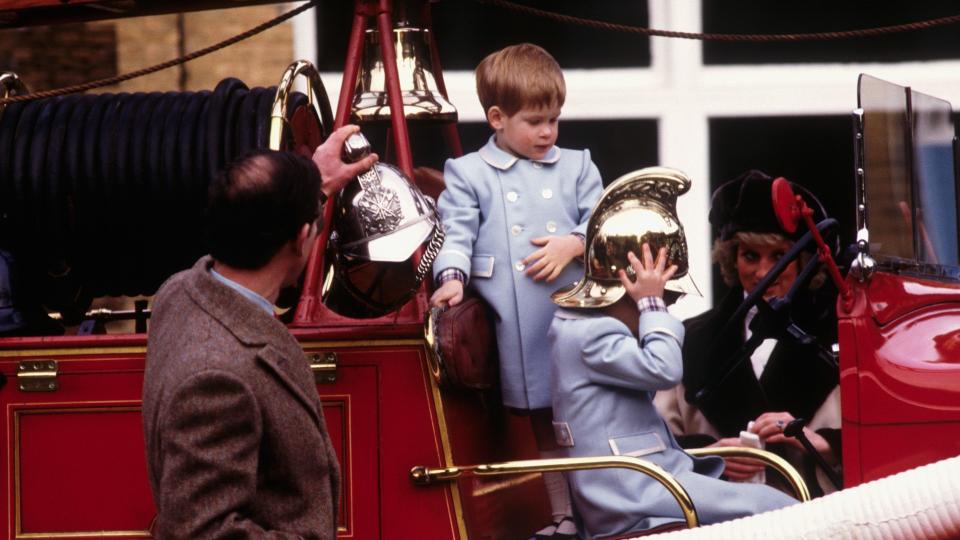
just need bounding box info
[523,235,584,282]
[430,280,464,308]
[618,244,678,302]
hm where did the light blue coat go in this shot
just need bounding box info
[433,136,602,409]
[549,309,797,539]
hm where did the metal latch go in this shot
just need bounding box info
[309,352,338,384]
[18,360,59,392]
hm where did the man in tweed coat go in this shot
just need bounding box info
[143,126,375,539]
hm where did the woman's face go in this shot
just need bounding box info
[736,236,798,299]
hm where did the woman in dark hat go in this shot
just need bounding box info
[654,169,841,496]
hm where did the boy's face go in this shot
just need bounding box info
[488,103,560,161]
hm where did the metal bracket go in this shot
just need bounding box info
[17,360,59,392]
[310,352,338,384]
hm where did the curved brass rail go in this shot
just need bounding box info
[268,60,334,151]
[410,455,699,529]
[687,446,811,502]
[0,72,28,115]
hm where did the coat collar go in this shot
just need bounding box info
[478,135,561,170]
[183,256,322,426]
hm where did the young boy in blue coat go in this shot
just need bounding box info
[549,177,797,538]
[430,43,603,538]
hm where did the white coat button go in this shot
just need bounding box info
[541,188,553,199]
[546,221,557,233]
[511,225,523,236]
[515,261,526,272]
[506,191,518,203]
[532,162,543,169]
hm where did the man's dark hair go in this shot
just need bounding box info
[206,150,321,269]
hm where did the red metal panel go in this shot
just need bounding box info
[0,354,152,539]
[843,271,960,485]
[867,271,960,325]
[318,364,379,538]
[856,422,960,483]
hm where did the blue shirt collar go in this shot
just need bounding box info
[210,268,276,316]
[478,135,561,171]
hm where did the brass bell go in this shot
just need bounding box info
[351,22,458,123]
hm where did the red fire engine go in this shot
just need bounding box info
[0,1,959,538]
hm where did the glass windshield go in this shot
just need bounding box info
[911,89,958,266]
[857,74,959,266]
[858,74,914,260]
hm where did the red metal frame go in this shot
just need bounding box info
[294,0,462,328]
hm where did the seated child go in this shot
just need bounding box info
[430,43,603,538]
[549,182,797,539]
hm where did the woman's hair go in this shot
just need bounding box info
[712,231,826,290]
[475,43,565,116]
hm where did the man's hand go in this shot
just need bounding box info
[618,244,678,302]
[710,437,767,481]
[312,125,379,198]
[522,235,584,282]
[430,280,464,308]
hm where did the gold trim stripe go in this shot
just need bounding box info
[0,338,425,359]
[13,405,150,539]
[422,348,469,539]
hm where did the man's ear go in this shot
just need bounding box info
[294,222,313,256]
[487,106,505,130]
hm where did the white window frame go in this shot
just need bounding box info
[299,0,960,318]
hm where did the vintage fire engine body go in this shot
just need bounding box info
[1,1,960,539]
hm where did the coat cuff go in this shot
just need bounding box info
[432,250,471,280]
[638,311,684,345]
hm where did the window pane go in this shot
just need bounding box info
[357,119,657,186]
[315,1,650,71]
[709,115,855,302]
[703,1,960,65]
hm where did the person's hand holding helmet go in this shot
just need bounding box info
[311,125,379,199]
[617,244,678,302]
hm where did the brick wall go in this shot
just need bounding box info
[0,4,296,95]
[0,22,117,91]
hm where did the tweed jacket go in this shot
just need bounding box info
[654,285,841,495]
[143,256,340,539]
[549,308,796,539]
[433,136,602,409]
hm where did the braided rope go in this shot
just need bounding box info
[415,222,446,286]
[0,0,321,106]
[480,0,960,42]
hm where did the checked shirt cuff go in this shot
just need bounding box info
[437,268,467,286]
[637,296,667,314]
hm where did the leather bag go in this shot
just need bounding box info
[426,295,499,390]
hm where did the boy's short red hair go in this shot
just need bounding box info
[475,43,566,116]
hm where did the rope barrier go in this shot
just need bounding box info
[4,0,960,107]
[0,0,321,106]
[479,0,960,43]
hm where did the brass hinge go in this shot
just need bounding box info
[309,352,338,384]
[17,360,59,392]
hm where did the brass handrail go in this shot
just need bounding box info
[687,446,811,501]
[410,455,699,529]
[269,60,334,151]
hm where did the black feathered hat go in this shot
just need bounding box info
[709,169,828,241]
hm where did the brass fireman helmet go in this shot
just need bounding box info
[552,166,700,309]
